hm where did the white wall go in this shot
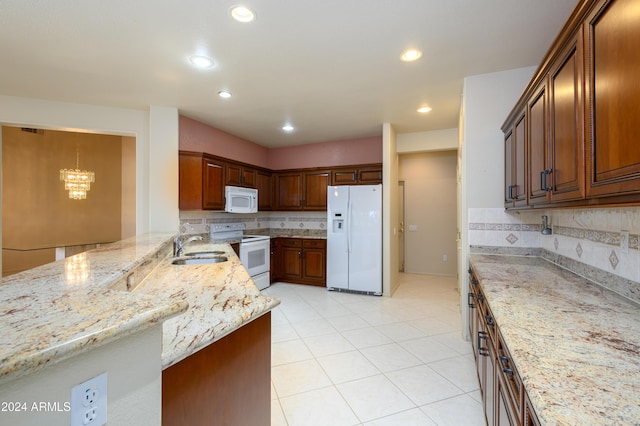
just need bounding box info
[0,326,163,426]
[383,123,400,296]
[149,106,179,232]
[0,95,179,235]
[458,66,537,339]
[397,128,458,153]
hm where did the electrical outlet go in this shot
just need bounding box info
[84,407,98,425]
[71,373,107,426]
[620,230,630,254]
[443,255,448,262]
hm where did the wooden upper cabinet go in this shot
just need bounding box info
[179,152,224,210]
[256,170,273,211]
[275,169,330,211]
[527,81,549,206]
[331,164,382,185]
[303,170,330,210]
[226,163,257,188]
[275,172,303,210]
[548,29,585,202]
[514,112,527,207]
[504,130,514,208]
[504,110,527,209]
[202,157,225,210]
[585,0,640,198]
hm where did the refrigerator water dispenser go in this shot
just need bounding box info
[332,213,344,233]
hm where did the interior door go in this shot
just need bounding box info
[398,181,405,272]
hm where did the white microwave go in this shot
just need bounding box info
[225,186,258,213]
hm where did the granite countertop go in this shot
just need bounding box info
[0,233,280,385]
[469,254,640,425]
[0,234,187,386]
[134,240,280,369]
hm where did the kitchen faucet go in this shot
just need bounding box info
[173,235,203,257]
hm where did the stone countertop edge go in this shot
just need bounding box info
[134,240,280,369]
[468,253,640,426]
[0,233,187,386]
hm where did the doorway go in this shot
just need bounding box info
[1,125,136,276]
[398,180,405,272]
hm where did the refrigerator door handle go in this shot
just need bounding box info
[347,198,352,253]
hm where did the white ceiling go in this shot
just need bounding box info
[0,0,577,148]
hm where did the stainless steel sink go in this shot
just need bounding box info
[184,250,226,256]
[172,256,228,265]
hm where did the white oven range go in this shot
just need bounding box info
[210,224,270,290]
[239,235,270,290]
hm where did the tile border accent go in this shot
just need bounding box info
[554,225,639,251]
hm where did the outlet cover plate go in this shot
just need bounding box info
[71,372,107,426]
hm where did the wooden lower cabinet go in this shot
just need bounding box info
[272,238,326,286]
[470,268,532,426]
[524,394,541,426]
[162,312,271,426]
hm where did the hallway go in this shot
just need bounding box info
[263,273,485,425]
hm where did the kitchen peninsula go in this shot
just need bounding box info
[0,233,279,426]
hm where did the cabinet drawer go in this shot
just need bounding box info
[302,239,326,249]
[279,238,302,248]
[497,330,523,420]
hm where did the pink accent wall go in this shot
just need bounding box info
[179,115,382,170]
[267,136,382,170]
[179,115,269,168]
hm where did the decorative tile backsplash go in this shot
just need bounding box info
[469,207,640,294]
[178,211,327,237]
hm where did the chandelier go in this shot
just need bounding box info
[60,143,95,200]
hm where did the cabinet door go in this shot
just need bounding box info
[203,158,225,210]
[276,172,303,210]
[527,81,550,206]
[585,0,640,198]
[513,112,527,207]
[524,394,541,426]
[179,152,204,210]
[358,167,383,184]
[332,169,358,185]
[270,239,280,282]
[281,246,302,280]
[496,372,518,426]
[548,30,585,202]
[226,164,257,188]
[242,167,257,188]
[225,163,244,187]
[504,130,515,208]
[303,170,330,210]
[301,240,326,285]
[256,170,273,211]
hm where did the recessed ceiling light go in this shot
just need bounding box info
[282,124,295,132]
[230,5,256,23]
[401,49,422,62]
[218,90,232,99]
[417,106,432,113]
[189,55,214,69]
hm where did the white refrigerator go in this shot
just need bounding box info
[327,184,382,295]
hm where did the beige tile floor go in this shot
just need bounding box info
[262,273,486,426]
